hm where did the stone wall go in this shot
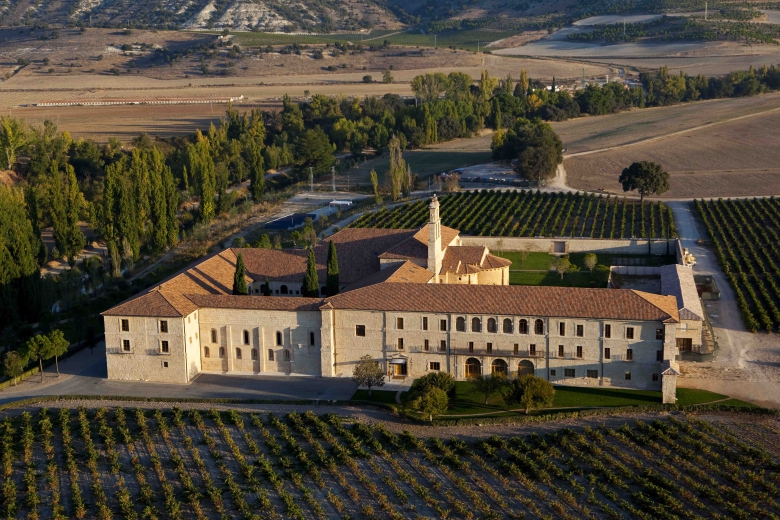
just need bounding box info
[460,236,678,256]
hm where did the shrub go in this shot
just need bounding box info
[410,372,457,399]
[362,75,373,83]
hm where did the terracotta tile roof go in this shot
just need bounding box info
[102,290,186,317]
[379,225,460,261]
[344,261,434,291]
[327,284,680,322]
[631,291,680,323]
[439,246,512,275]
[185,294,323,311]
[660,264,703,321]
[482,253,513,269]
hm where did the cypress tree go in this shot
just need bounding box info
[302,248,320,297]
[326,240,339,296]
[163,164,179,247]
[24,187,46,265]
[149,165,168,253]
[233,252,248,295]
[247,139,265,201]
[263,276,271,296]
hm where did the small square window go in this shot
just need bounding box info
[163,362,168,368]
[422,317,428,331]
[656,329,664,341]
[160,320,168,333]
[121,319,129,332]
[161,341,169,353]
[440,319,447,331]
[122,339,131,352]
[576,346,582,358]
[576,324,584,337]
[429,362,440,371]
[587,370,598,379]
[626,327,634,340]
[550,369,557,376]
[396,317,404,330]
[356,325,366,337]
[625,372,632,380]
[564,368,575,377]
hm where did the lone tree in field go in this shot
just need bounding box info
[584,253,597,272]
[352,355,385,396]
[472,374,508,405]
[410,386,449,421]
[302,248,320,297]
[48,329,70,376]
[505,375,555,414]
[233,252,248,295]
[326,240,339,296]
[553,255,580,280]
[3,351,27,386]
[619,161,670,202]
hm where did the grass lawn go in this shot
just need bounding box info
[497,251,555,270]
[353,149,492,184]
[350,389,400,405]
[674,388,727,406]
[551,386,662,407]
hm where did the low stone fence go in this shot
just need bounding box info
[609,266,662,276]
[460,236,678,256]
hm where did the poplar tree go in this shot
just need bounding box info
[302,248,320,297]
[246,138,265,201]
[149,163,168,253]
[190,131,216,224]
[233,252,248,295]
[101,161,122,276]
[24,187,46,265]
[163,164,179,247]
[49,163,85,265]
[326,240,339,296]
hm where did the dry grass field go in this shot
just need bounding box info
[563,105,780,198]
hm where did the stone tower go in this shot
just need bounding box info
[428,195,443,275]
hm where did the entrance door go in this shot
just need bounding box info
[393,363,407,377]
[465,358,482,378]
[676,338,693,352]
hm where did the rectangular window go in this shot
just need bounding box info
[604,347,611,360]
[656,350,663,362]
[576,324,584,337]
[626,349,633,361]
[122,339,131,352]
[564,368,575,377]
[121,319,129,332]
[576,346,582,358]
[161,341,169,353]
[486,342,493,353]
[626,327,634,340]
[422,317,428,331]
[397,338,404,350]
[163,361,168,368]
[160,320,168,333]
[514,343,519,354]
[558,345,564,357]
[440,340,447,352]
[550,369,556,376]
[468,342,474,353]
[424,339,429,351]
[625,372,632,380]
[656,328,664,340]
[604,324,611,338]
[440,319,447,331]
[356,325,366,337]
[652,373,659,382]
[396,317,404,330]
[243,330,250,345]
[529,344,536,356]
[587,370,598,379]
[559,322,566,336]
[430,362,441,371]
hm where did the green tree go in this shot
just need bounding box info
[370,169,382,205]
[410,386,449,421]
[553,255,579,280]
[411,72,451,103]
[256,234,272,249]
[505,375,555,414]
[583,253,597,272]
[492,120,563,182]
[619,161,670,202]
[295,127,335,177]
[472,374,508,405]
[24,332,54,383]
[387,135,406,201]
[233,252,248,295]
[3,351,27,386]
[351,354,385,396]
[0,116,27,170]
[49,163,85,266]
[326,240,339,296]
[246,138,265,200]
[47,329,69,376]
[23,187,46,266]
[594,264,611,285]
[302,248,319,297]
[189,132,216,224]
[382,70,393,84]
[263,276,271,296]
[410,371,457,399]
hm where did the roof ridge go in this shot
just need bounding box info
[157,289,188,317]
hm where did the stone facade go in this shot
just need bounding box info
[461,236,676,256]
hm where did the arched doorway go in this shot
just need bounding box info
[518,360,535,376]
[465,358,481,379]
[280,285,289,294]
[491,359,508,377]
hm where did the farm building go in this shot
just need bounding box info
[102,196,692,403]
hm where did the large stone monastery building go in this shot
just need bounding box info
[103,196,688,403]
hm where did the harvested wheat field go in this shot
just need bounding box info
[564,108,780,198]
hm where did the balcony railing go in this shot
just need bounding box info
[452,348,544,358]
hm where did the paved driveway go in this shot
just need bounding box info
[0,352,356,406]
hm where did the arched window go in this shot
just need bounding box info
[456,317,466,332]
[211,329,217,343]
[471,317,481,333]
[204,347,210,358]
[276,331,283,346]
[284,350,290,361]
[487,318,497,333]
[243,330,250,345]
[535,319,544,335]
[236,348,242,359]
[280,285,289,295]
[309,332,315,346]
[503,318,513,333]
[268,349,274,361]
[219,347,225,358]
[491,359,508,377]
[519,319,529,335]
[251,349,258,360]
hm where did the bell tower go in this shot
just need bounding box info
[428,195,443,275]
